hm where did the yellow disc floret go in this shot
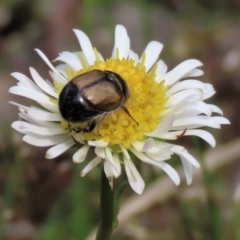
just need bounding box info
[55,53,167,148]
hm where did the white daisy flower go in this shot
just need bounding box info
[9,25,229,194]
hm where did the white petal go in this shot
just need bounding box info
[160,94,200,118]
[128,50,139,66]
[162,59,203,86]
[173,101,212,118]
[131,141,145,152]
[9,101,28,109]
[131,148,175,175]
[54,64,67,77]
[24,113,62,127]
[18,110,42,125]
[166,80,206,96]
[202,83,215,100]
[91,50,104,62]
[35,49,66,82]
[120,145,130,160]
[155,60,168,82]
[73,29,96,65]
[54,51,82,71]
[171,146,200,168]
[18,112,60,128]
[165,89,203,108]
[77,51,89,67]
[12,121,66,136]
[132,140,172,154]
[131,148,176,185]
[11,72,32,84]
[104,147,120,175]
[146,151,172,161]
[145,115,174,137]
[180,158,193,185]
[208,104,223,115]
[133,140,172,156]
[130,147,161,164]
[23,134,70,147]
[104,161,115,178]
[104,147,113,162]
[130,148,171,164]
[81,157,102,177]
[112,153,121,177]
[9,86,58,113]
[95,147,105,159]
[46,139,75,159]
[27,106,61,121]
[73,145,90,163]
[160,129,216,147]
[11,72,42,92]
[112,25,130,60]
[172,116,221,129]
[174,109,209,120]
[181,68,204,78]
[29,67,58,98]
[147,144,173,155]
[49,69,68,85]
[140,41,163,72]
[124,157,145,195]
[88,139,108,147]
[142,138,155,151]
[158,162,180,185]
[212,116,230,125]
[152,140,173,150]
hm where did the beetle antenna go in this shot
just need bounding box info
[121,106,138,126]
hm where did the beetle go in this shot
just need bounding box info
[58,69,136,133]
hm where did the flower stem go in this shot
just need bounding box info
[95,168,114,240]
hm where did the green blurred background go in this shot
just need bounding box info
[1,0,240,239]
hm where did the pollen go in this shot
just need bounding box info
[58,57,167,148]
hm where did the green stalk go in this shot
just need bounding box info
[95,168,114,240]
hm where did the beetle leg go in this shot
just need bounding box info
[67,123,78,143]
[121,106,138,126]
[67,123,85,134]
[88,119,97,132]
[72,127,89,133]
[69,121,97,134]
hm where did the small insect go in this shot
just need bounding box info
[58,69,136,133]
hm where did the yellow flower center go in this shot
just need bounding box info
[55,53,167,148]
